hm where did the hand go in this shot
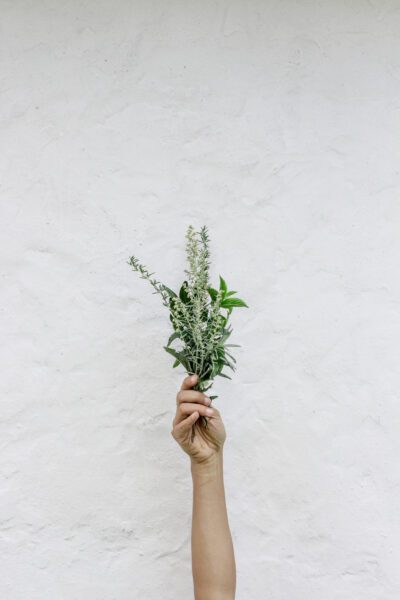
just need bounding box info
[171,374,226,465]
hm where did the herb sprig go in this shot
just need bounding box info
[128,225,248,427]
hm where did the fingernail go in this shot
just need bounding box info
[204,396,211,405]
[206,408,213,416]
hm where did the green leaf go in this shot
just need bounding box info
[225,344,241,347]
[208,287,218,302]
[164,346,188,369]
[221,316,228,328]
[210,360,224,378]
[219,330,232,344]
[209,395,218,401]
[220,297,248,308]
[218,372,232,380]
[225,290,237,297]
[179,281,190,303]
[221,354,235,368]
[164,346,180,359]
[172,359,180,368]
[163,285,177,298]
[167,331,180,346]
[219,276,227,294]
[225,351,237,363]
[217,328,232,345]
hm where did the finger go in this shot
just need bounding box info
[175,402,214,424]
[172,411,200,438]
[180,374,198,391]
[176,390,211,406]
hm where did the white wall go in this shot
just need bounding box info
[1,1,400,598]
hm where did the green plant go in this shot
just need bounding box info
[128,225,248,427]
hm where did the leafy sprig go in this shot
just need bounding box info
[128,225,248,427]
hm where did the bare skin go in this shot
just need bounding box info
[171,374,236,600]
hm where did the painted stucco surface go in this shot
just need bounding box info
[1,1,400,598]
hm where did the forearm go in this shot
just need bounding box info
[191,452,236,600]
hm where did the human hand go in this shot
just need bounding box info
[171,374,226,465]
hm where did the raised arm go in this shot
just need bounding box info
[171,374,236,600]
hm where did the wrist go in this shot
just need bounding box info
[191,451,223,478]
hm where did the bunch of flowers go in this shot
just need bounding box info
[128,225,248,427]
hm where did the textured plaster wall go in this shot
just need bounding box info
[1,1,400,599]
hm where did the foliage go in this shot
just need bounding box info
[128,225,248,426]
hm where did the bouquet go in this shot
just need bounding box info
[128,225,248,427]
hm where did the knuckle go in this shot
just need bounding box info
[191,391,203,403]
